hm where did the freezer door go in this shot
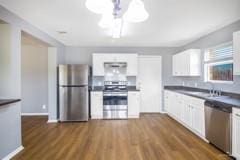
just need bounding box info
[59,86,89,121]
[59,64,89,86]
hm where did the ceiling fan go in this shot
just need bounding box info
[85,0,149,38]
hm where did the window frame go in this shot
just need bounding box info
[204,42,234,84]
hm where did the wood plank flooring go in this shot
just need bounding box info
[13,114,231,160]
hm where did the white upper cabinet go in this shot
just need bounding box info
[125,54,138,76]
[172,49,201,76]
[92,53,138,76]
[233,31,240,75]
[92,54,105,76]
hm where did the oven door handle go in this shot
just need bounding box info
[103,93,128,96]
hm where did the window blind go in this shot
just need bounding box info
[205,42,233,62]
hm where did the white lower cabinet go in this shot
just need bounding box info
[164,90,205,139]
[192,104,205,137]
[90,91,103,119]
[233,108,240,160]
[128,91,140,118]
[181,102,192,127]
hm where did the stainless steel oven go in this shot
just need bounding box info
[103,81,128,119]
[103,92,128,119]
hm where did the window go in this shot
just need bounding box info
[204,42,233,83]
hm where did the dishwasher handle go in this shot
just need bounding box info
[204,100,232,113]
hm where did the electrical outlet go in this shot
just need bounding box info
[42,105,46,110]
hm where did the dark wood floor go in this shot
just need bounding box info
[13,114,230,160]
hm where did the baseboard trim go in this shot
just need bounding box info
[2,145,24,160]
[47,119,58,123]
[21,113,48,116]
[160,111,167,114]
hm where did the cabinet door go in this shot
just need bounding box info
[126,54,138,76]
[91,92,103,119]
[189,50,201,76]
[172,55,178,76]
[234,53,240,75]
[92,54,105,76]
[192,105,205,137]
[167,91,174,115]
[173,94,182,119]
[128,92,140,118]
[234,31,240,53]
[179,52,187,76]
[117,54,138,76]
[234,31,240,75]
[233,109,240,159]
[182,103,192,127]
[164,91,170,112]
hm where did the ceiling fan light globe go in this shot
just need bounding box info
[123,0,149,23]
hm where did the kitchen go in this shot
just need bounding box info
[0,0,240,160]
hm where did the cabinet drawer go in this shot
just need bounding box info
[233,108,240,115]
[190,97,205,106]
[181,94,191,103]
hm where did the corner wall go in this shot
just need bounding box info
[172,20,240,93]
[0,24,22,159]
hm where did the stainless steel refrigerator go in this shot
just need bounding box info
[58,64,90,121]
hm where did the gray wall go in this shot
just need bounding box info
[65,46,182,86]
[0,103,22,159]
[0,24,22,159]
[0,5,66,121]
[21,44,48,114]
[0,5,66,64]
[172,20,240,93]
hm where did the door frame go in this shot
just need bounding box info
[48,47,58,123]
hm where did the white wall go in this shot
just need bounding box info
[21,44,48,114]
[0,24,22,159]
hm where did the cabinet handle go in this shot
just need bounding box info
[236,114,240,117]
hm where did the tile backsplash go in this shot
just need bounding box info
[177,75,240,94]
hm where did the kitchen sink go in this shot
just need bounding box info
[181,91,226,98]
[188,92,214,97]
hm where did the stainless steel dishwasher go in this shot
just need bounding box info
[205,101,232,155]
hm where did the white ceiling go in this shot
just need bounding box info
[0,0,240,47]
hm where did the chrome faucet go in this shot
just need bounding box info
[206,82,216,96]
[206,82,222,97]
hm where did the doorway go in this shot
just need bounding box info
[21,32,58,122]
[138,56,162,113]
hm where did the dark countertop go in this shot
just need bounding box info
[0,99,21,108]
[90,86,104,91]
[127,86,140,91]
[91,86,140,92]
[164,86,240,109]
